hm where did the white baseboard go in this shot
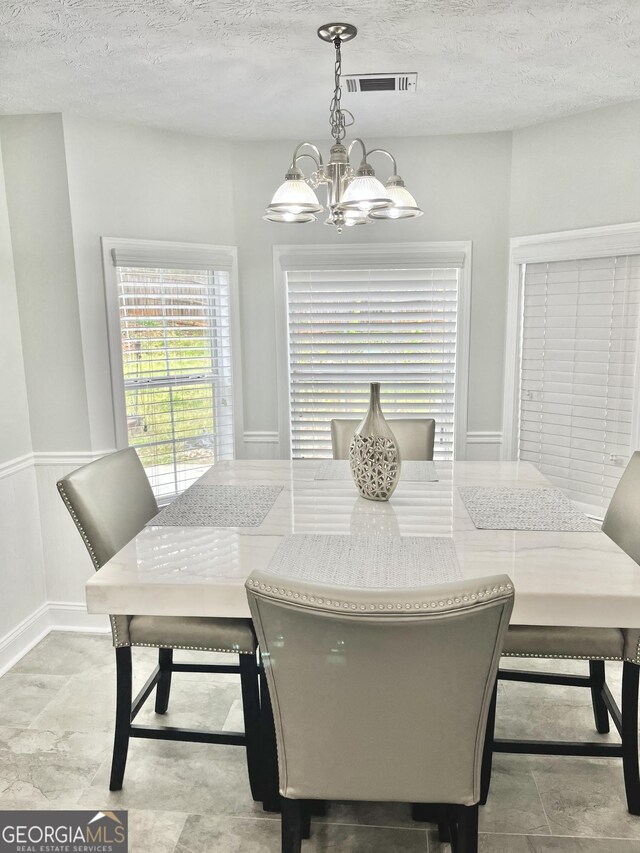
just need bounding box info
[0,603,51,677]
[0,601,111,677]
[48,601,111,633]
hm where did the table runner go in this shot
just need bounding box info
[315,460,438,482]
[265,534,461,587]
[151,484,283,527]
[458,487,599,532]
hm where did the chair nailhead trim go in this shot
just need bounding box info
[503,652,627,662]
[130,642,255,653]
[57,483,101,570]
[246,578,514,612]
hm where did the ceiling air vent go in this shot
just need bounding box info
[344,73,417,93]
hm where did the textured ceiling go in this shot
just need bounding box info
[2,0,640,140]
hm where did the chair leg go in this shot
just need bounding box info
[456,804,479,853]
[437,805,451,843]
[281,798,303,853]
[155,648,173,714]
[622,661,640,815]
[240,652,264,802]
[480,681,497,805]
[260,664,281,812]
[301,802,311,839]
[109,646,132,791]
[589,660,610,734]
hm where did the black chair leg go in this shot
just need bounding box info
[260,664,281,812]
[301,802,311,839]
[281,798,303,853]
[438,805,452,843]
[240,652,264,802]
[155,648,173,714]
[480,681,497,805]
[456,804,479,853]
[109,646,132,791]
[622,661,640,815]
[589,660,610,734]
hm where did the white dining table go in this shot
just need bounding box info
[85,459,640,631]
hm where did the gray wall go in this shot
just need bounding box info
[0,142,32,464]
[0,114,90,453]
[510,101,640,236]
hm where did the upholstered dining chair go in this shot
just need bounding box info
[498,451,640,814]
[246,571,514,853]
[57,448,262,799]
[331,417,436,461]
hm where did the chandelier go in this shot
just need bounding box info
[264,23,423,231]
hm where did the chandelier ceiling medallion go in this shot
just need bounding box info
[264,23,423,232]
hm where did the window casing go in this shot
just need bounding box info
[103,239,240,500]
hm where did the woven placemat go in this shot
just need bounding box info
[265,534,461,588]
[152,484,282,527]
[458,487,598,532]
[315,460,438,482]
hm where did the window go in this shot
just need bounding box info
[275,243,471,460]
[103,240,240,499]
[504,225,640,517]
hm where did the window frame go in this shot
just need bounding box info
[101,237,244,470]
[273,241,472,459]
[502,222,640,468]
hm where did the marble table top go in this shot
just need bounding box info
[85,460,640,629]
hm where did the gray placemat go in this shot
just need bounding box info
[151,484,283,527]
[265,534,461,587]
[458,487,599,531]
[315,460,438,482]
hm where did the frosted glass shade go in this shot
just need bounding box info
[337,175,392,212]
[369,184,423,220]
[266,179,323,215]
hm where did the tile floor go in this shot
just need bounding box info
[1,631,639,851]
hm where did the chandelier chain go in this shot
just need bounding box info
[329,38,346,143]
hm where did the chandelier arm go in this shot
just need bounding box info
[290,142,324,171]
[365,148,399,177]
[294,153,322,174]
[347,138,368,165]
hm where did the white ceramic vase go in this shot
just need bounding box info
[348,382,401,501]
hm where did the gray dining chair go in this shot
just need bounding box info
[246,571,514,853]
[331,417,436,461]
[499,450,640,814]
[57,448,262,799]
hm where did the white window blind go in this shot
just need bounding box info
[519,255,640,515]
[285,267,459,459]
[115,265,234,499]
